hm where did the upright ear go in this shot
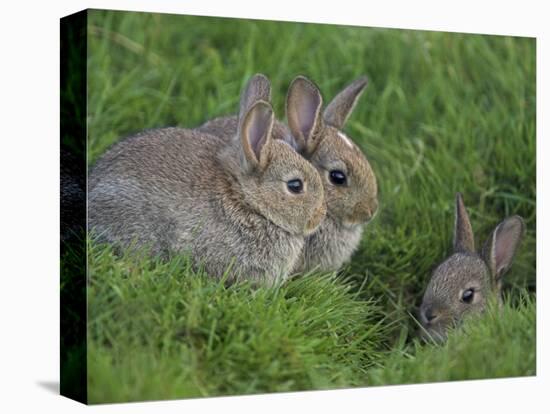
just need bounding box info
[239,73,272,116]
[286,76,324,155]
[238,100,274,171]
[482,216,525,282]
[323,76,368,129]
[453,193,475,253]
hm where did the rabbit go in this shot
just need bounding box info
[88,78,326,286]
[199,74,378,273]
[419,193,525,341]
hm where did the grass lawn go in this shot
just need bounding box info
[82,9,536,403]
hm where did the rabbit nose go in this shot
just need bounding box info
[422,307,439,324]
[351,198,378,224]
[369,198,379,218]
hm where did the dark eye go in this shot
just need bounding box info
[329,170,347,186]
[461,288,475,304]
[287,179,303,194]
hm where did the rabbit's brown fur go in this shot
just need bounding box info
[89,81,326,285]
[200,74,378,273]
[419,193,525,341]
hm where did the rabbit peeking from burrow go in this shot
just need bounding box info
[419,193,525,342]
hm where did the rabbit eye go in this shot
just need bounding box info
[461,288,475,304]
[329,170,347,186]
[287,179,303,194]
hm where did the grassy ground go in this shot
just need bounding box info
[85,9,536,403]
[367,293,536,385]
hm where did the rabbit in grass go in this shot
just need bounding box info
[200,74,378,273]
[88,79,326,286]
[419,193,525,341]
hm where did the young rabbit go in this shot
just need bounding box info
[200,74,378,273]
[88,79,326,285]
[419,193,525,341]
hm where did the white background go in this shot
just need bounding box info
[0,0,547,412]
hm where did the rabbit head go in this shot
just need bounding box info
[285,76,378,229]
[226,79,326,238]
[419,193,525,341]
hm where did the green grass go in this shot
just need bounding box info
[85,9,536,403]
[368,294,536,385]
[87,242,389,403]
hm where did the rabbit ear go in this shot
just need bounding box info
[240,73,272,116]
[323,76,368,129]
[239,100,274,170]
[286,76,324,155]
[453,193,475,253]
[482,216,525,282]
